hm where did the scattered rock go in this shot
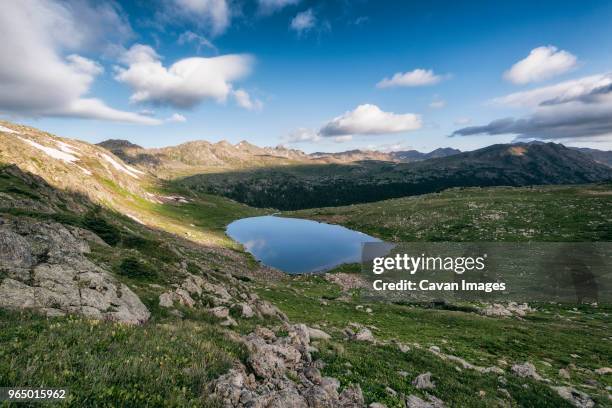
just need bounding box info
[220,317,237,327]
[559,368,571,379]
[307,327,331,340]
[353,327,375,342]
[325,273,368,292]
[552,386,594,408]
[405,394,446,408]
[210,306,230,319]
[413,372,435,389]
[511,362,542,381]
[385,386,397,396]
[498,388,511,399]
[369,403,387,408]
[158,292,174,308]
[397,343,410,353]
[236,302,254,318]
[481,302,534,317]
[595,367,612,375]
[303,366,322,384]
[339,384,365,406]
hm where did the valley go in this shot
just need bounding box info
[0,121,611,407]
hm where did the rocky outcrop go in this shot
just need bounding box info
[210,323,364,407]
[157,272,288,324]
[480,303,534,317]
[0,217,149,324]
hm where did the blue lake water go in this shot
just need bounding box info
[226,215,382,274]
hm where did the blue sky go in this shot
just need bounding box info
[2,0,612,152]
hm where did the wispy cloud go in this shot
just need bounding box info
[166,113,187,122]
[258,0,301,15]
[282,128,321,144]
[167,0,231,37]
[177,31,217,54]
[290,9,316,34]
[377,69,448,88]
[233,89,263,111]
[429,98,446,109]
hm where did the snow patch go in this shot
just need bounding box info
[0,125,20,134]
[76,165,92,176]
[55,140,81,155]
[100,153,141,178]
[125,163,145,175]
[18,136,79,163]
[126,214,145,224]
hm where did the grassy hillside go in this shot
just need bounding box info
[289,184,612,242]
[0,164,268,405]
[255,275,612,407]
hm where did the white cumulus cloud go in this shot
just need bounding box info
[0,1,159,125]
[377,69,446,88]
[115,44,254,109]
[319,104,422,137]
[504,46,577,85]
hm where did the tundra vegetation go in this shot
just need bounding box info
[0,122,611,407]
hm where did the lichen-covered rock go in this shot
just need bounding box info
[413,372,435,389]
[236,302,255,318]
[0,218,149,324]
[353,328,375,342]
[481,302,534,317]
[511,362,542,381]
[308,326,331,340]
[210,306,230,319]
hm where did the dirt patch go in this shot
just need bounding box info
[508,146,527,156]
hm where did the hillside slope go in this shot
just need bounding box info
[178,142,612,210]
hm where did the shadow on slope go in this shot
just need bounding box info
[175,142,612,210]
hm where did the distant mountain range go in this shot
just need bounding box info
[390,147,462,161]
[1,120,611,211]
[180,142,612,209]
[571,147,612,167]
[95,138,465,178]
